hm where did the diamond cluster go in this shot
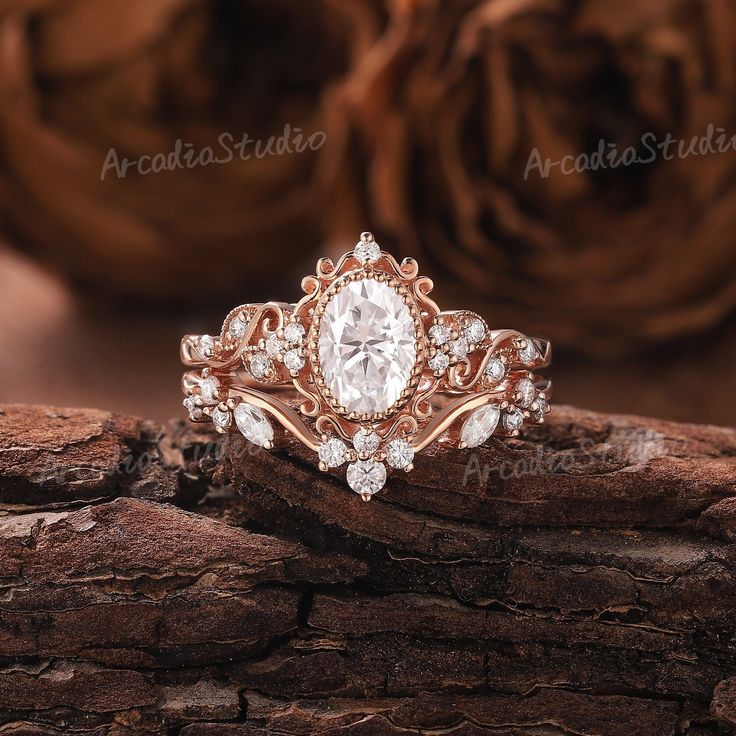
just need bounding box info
[317,427,415,500]
[428,313,488,375]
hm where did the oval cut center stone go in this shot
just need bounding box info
[318,277,417,415]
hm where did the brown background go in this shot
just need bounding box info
[0,0,734,426]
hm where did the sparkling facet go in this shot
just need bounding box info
[464,319,486,344]
[318,278,417,415]
[284,349,305,371]
[354,240,381,263]
[199,376,220,404]
[516,378,536,408]
[429,352,449,373]
[228,316,248,340]
[461,405,500,448]
[183,396,203,420]
[318,437,348,468]
[234,403,273,447]
[429,324,451,345]
[503,408,524,433]
[353,428,380,455]
[265,335,284,358]
[212,407,231,429]
[485,357,506,382]
[346,459,386,496]
[386,439,414,469]
[450,338,468,359]
[249,353,271,378]
[283,322,305,345]
[518,340,539,365]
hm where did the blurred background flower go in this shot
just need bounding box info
[0,0,734,424]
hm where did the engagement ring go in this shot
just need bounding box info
[180,232,551,499]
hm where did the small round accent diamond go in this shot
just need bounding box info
[265,334,284,358]
[354,240,381,263]
[318,437,348,468]
[450,338,468,359]
[429,352,450,373]
[534,396,549,422]
[485,357,506,382]
[249,353,271,379]
[518,340,539,365]
[428,324,451,345]
[503,407,524,433]
[228,316,248,340]
[212,407,231,430]
[464,319,485,344]
[183,396,203,420]
[353,428,380,455]
[386,439,414,469]
[283,349,305,372]
[516,377,536,408]
[199,375,220,404]
[347,459,386,497]
[283,322,305,345]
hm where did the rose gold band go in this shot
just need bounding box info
[180,233,551,499]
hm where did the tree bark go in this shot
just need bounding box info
[0,403,734,735]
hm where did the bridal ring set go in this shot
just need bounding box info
[180,232,551,499]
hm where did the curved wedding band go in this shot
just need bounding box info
[180,232,551,499]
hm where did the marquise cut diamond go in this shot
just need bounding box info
[234,403,273,447]
[461,405,500,448]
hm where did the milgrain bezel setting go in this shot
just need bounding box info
[180,232,552,500]
[308,269,426,423]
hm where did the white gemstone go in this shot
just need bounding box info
[503,408,524,433]
[347,459,386,496]
[183,396,203,420]
[518,340,539,365]
[485,357,506,382]
[386,439,414,469]
[228,316,248,340]
[283,322,305,345]
[283,349,305,372]
[354,240,381,263]
[234,403,273,447]
[516,378,536,408]
[249,353,271,378]
[198,335,215,355]
[464,319,485,344]
[535,396,549,422]
[199,376,220,404]
[318,437,348,468]
[429,352,449,373]
[318,278,417,415]
[212,407,231,429]
[460,405,500,448]
[353,428,380,455]
[429,324,451,345]
[265,335,284,358]
[450,338,468,359]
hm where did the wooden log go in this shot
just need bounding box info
[0,403,734,735]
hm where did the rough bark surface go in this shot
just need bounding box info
[0,403,734,735]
